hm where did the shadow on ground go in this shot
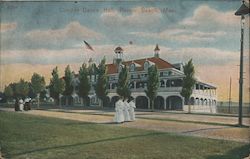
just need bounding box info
[206,144,250,159]
[7,132,165,158]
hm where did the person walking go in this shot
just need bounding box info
[113,97,125,123]
[123,98,131,122]
[128,98,136,121]
[19,99,24,111]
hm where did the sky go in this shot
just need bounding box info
[0,0,249,102]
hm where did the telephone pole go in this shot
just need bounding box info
[228,77,232,113]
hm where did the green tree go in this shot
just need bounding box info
[49,67,65,106]
[4,85,13,102]
[78,63,91,106]
[9,83,18,99]
[95,57,108,107]
[180,59,196,113]
[31,73,46,108]
[16,79,29,99]
[117,65,131,99]
[145,65,159,111]
[63,65,74,105]
[88,62,97,79]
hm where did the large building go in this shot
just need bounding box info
[66,45,217,113]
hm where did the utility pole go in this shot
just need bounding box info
[235,1,249,126]
[238,15,244,126]
[228,77,232,113]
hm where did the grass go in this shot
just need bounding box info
[0,111,249,159]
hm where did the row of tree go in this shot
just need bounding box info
[3,57,195,111]
[116,64,160,110]
[4,73,46,107]
[47,57,108,107]
[115,59,196,111]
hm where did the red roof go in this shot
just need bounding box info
[106,57,174,74]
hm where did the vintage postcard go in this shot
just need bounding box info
[0,0,249,158]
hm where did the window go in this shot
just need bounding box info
[168,71,172,76]
[160,72,163,77]
[144,61,149,70]
[130,64,135,72]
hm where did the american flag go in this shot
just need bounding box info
[84,40,94,51]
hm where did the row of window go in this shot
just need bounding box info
[128,61,150,72]
[109,71,173,81]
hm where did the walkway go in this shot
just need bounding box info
[0,108,249,143]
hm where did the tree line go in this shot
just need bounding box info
[2,57,109,108]
[3,57,195,111]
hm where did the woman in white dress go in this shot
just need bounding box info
[19,99,24,111]
[114,97,125,123]
[128,98,136,121]
[123,99,131,122]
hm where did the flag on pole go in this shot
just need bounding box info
[84,40,94,51]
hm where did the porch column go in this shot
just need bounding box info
[181,97,185,111]
[147,97,150,109]
[169,98,171,110]
[164,79,167,88]
[163,96,166,110]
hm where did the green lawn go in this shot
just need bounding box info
[0,111,249,159]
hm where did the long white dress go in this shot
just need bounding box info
[128,101,136,121]
[114,100,125,123]
[19,99,24,111]
[123,100,131,122]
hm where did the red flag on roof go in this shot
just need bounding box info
[84,40,94,51]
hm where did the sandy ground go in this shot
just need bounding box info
[1,108,249,143]
[136,113,250,126]
[39,108,250,126]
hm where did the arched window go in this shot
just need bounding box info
[130,63,135,72]
[144,61,149,71]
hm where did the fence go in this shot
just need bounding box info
[216,101,250,115]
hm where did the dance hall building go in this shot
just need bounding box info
[67,45,217,113]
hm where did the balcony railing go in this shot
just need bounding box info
[192,90,216,98]
[108,86,182,93]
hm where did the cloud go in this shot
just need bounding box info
[100,7,162,28]
[1,49,86,65]
[130,29,226,42]
[0,22,17,33]
[25,21,103,42]
[179,5,239,28]
[1,44,170,65]
[168,47,240,66]
[129,5,242,43]
[1,44,240,67]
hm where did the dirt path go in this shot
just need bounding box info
[136,113,250,126]
[1,108,249,143]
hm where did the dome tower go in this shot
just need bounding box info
[113,46,124,65]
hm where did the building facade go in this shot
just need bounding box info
[67,45,217,113]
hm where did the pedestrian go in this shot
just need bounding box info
[14,99,19,111]
[123,98,131,122]
[113,97,125,123]
[128,97,136,121]
[19,99,24,111]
